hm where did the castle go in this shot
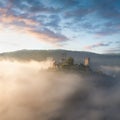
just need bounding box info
[84,57,90,67]
[53,55,91,71]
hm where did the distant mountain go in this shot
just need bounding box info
[0,50,120,66]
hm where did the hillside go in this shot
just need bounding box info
[0,49,120,65]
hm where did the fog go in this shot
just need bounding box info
[0,59,120,120]
[100,65,120,78]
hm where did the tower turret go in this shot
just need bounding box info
[84,57,90,67]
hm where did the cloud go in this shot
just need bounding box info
[0,14,38,27]
[9,0,60,15]
[61,0,120,36]
[104,42,120,54]
[0,0,120,49]
[94,22,120,36]
[116,41,120,44]
[0,7,68,44]
[44,15,61,28]
[0,59,119,120]
[28,28,68,44]
[94,0,120,19]
[0,59,82,120]
[64,8,94,21]
[100,65,120,75]
[1,0,120,36]
[84,42,112,50]
[105,48,120,54]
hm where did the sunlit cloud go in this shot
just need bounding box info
[0,14,38,27]
[0,0,119,53]
[84,42,112,50]
[0,8,68,45]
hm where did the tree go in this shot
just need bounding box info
[65,57,74,66]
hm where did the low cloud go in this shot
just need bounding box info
[100,65,120,78]
[0,59,120,120]
[0,59,82,120]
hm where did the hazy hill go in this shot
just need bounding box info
[0,49,119,66]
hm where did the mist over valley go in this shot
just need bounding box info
[0,50,120,120]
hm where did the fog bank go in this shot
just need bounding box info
[0,59,119,120]
[0,59,83,120]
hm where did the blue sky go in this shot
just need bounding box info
[0,0,120,53]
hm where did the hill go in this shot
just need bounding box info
[0,49,119,64]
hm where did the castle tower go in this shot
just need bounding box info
[84,57,90,67]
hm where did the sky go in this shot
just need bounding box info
[0,0,120,54]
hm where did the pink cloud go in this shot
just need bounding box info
[0,14,38,26]
[84,42,111,50]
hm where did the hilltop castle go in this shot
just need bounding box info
[53,55,91,71]
[84,57,90,67]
